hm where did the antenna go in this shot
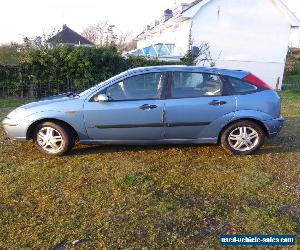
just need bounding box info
[174,0,177,8]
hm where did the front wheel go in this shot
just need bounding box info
[221,121,265,155]
[34,122,74,155]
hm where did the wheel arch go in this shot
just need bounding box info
[26,118,79,141]
[218,118,270,143]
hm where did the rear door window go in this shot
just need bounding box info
[171,72,223,98]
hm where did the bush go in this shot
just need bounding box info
[0,45,179,98]
[285,55,300,76]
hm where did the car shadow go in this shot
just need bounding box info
[68,118,300,156]
[68,143,200,156]
[67,138,300,157]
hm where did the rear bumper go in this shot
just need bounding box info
[264,116,284,138]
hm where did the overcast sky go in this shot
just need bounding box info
[0,0,299,45]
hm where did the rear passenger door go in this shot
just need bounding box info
[164,71,236,140]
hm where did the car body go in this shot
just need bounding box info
[2,66,284,155]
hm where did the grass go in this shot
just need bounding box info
[0,98,33,108]
[279,90,300,118]
[284,74,300,81]
[1,92,300,249]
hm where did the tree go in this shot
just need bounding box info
[0,43,22,65]
[81,21,136,52]
[81,21,109,46]
[115,31,137,52]
[181,42,216,66]
[181,27,218,66]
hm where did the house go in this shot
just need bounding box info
[130,0,300,89]
[288,6,300,48]
[289,28,300,48]
[48,24,94,47]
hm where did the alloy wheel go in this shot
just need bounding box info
[36,127,64,154]
[228,126,259,152]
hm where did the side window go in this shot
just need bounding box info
[104,72,166,101]
[227,77,258,94]
[171,72,222,98]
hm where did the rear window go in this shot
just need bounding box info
[227,77,258,94]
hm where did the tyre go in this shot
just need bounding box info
[221,120,265,155]
[33,122,75,155]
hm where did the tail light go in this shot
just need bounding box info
[243,74,273,90]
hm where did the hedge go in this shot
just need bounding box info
[0,45,179,98]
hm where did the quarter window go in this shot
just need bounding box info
[227,77,258,94]
[105,72,166,101]
[171,72,222,98]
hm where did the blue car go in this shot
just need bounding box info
[2,66,284,156]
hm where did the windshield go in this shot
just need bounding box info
[78,85,100,97]
[78,71,129,97]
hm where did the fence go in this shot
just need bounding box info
[1,72,300,100]
[282,79,300,90]
[2,78,300,100]
[0,79,96,99]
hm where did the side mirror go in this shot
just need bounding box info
[95,94,109,102]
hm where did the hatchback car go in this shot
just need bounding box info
[2,66,284,156]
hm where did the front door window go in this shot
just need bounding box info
[105,72,166,101]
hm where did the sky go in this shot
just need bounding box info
[0,0,299,45]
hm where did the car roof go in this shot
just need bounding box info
[125,65,250,79]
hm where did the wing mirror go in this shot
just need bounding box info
[95,94,109,102]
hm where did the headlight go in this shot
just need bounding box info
[7,107,27,119]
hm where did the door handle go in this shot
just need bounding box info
[208,100,227,106]
[139,104,158,110]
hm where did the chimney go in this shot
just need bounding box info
[180,3,190,12]
[62,24,67,30]
[164,9,173,22]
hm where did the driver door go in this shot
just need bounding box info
[83,72,168,141]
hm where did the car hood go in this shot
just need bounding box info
[39,92,73,101]
[22,96,76,110]
[5,96,84,120]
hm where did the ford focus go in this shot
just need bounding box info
[2,66,284,156]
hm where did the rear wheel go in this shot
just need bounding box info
[221,121,265,155]
[34,122,74,155]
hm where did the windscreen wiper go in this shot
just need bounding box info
[66,92,80,97]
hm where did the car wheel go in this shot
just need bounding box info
[221,120,265,155]
[34,122,74,155]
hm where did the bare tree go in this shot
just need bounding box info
[193,42,221,67]
[82,21,136,52]
[115,31,137,52]
[81,21,109,46]
[120,39,137,52]
[182,26,221,66]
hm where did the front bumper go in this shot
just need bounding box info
[264,116,284,138]
[2,117,28,141]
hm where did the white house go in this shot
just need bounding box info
[289,28,300,47]
[132,0,300,89]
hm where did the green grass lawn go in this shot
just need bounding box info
[284,75,300,81]
[0,98,33,108]
[0,92,300,249]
